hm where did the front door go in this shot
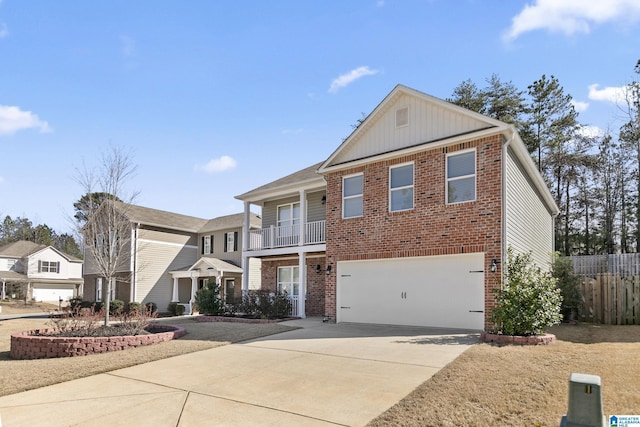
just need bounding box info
[225,279,235,304]
[277,266,299,315]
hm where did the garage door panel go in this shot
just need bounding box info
[337,253,484,330]
[33,287,75,303]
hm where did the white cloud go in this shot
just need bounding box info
[329,66,379,94]
[588,83,630,105]
[0,23,8,39]
[576,125,605,139]
[199,155,237,173]
[0,105,52,136]
[571,100,589,112]
[503,0,640,42]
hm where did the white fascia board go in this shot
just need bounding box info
[235,178,325,204]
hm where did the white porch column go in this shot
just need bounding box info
[1,279,5,300]
[171,277,180,302]
[242,201,251,294]
[189,273,198,314]
[299,189,306,246]
[298,251,306,318]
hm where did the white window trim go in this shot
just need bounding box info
[203,235,211,254]
[446,148,477,205]
[277,202,301,227]
[342,173,364,219]
[225,232,235,253]
[389,162,414,212]
[277,265,299,296]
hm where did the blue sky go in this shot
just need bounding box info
[0,0,639,234]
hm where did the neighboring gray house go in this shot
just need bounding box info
[83,203,261,313]
[0,240,83,303]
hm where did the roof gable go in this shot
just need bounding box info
[319,84,506,172]
[0,241,46,258]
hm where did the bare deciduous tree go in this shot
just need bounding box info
[74,146,138,326]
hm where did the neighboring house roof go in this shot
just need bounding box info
[199,212,261,234]
[114,201,209,233]
[0,270,28,281]
[235,162,325,204]
[0,241,46,258]
[0,241,82,263]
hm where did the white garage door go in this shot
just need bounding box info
[33,287,75,303]
[337,253,485,330]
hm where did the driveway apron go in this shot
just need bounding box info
[0,318,477,427]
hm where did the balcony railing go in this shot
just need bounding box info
[248,220,325,251]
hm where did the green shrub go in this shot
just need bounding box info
[109,299,125,315]
[126,301,142,314]
[234,290,292,319]
[93,301,104,312]
[68,296,83,312]
[145,302,157,314]
[80,300,94,309]
[167,302,185,316]
[194,280,224,315]
[551,253,582,322]
[490,248,563,336]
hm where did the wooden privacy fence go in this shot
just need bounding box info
[570,254,640,325]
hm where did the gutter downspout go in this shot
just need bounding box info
[130,223,140,303]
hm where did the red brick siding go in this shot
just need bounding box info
[324,135,504,330]
[261,256,326,316]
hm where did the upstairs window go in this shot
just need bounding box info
[343,174,363,218]
[389,163,414,212]
[7,259,16,270]
[447,149,476,204]
[38,260,59,273]
[224,232,238,252]
[202,235,213,254]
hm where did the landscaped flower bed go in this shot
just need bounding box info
[10,324,186,359]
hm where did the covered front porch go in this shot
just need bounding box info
[169,257,242,315]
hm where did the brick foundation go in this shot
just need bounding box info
[480,332,556,346]
[10,324,186,360]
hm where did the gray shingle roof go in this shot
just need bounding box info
[235,162,324,201]
[115,202,209,233]
[198,212,261,233]
[0,241,46,258]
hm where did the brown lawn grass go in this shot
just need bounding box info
[0,301,60,315]
[0,316,297,397]
[368,323,640,427]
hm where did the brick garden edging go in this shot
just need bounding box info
[480,332,556,346]
[10,324,186,360]
[195,315,296,324]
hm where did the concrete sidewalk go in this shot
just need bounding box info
[0,318,478,427]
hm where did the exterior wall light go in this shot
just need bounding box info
[491,259,500,273]
[326,265,332,275]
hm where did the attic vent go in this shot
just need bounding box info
[396,107,409,128]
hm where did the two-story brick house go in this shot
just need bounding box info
[237,84,558,330]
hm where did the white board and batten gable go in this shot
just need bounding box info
[319,84,507,172]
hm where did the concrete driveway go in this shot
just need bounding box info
[0,318,477,427]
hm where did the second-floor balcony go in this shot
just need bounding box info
[248,220,325,251]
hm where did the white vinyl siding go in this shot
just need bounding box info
[505,147,554,269]
[389,163,414,212]
[343,174,363,218]
[135,237,198,310]
[447,149,476,204]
